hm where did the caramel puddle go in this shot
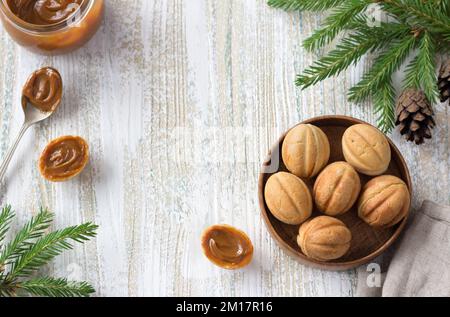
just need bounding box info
[39,135,89,182]
[201,225,253,270]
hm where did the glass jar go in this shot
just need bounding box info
[0,0,104,55]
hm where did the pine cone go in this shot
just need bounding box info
[438,59,450,105]
[396,89,435,145]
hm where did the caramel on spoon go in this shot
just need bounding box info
[0,67,62,182]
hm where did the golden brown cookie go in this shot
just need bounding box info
[358,175,410,228]
[297,216,351,262]
[342,124,391,176]
[282,124,330,179]
[313,162,361,216]
[264,172,313,225]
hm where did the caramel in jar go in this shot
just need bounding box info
[0,0,104,54]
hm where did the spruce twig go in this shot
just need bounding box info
[303,0,371,52]
[348,35,417,103]
[381,0,450,36]
[0,206,97,297]
[436,0,450,15]
[0,208,53,266]
[374,79,396,133]
[269,0,450,133]
[0,206,14,246]
[403,31,439,104]
[297,21,410,88]
[7,222,98,280]
[18,277,95,297]
[268,0,345,11]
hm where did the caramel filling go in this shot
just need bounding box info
[39,136,89,181]
[6,0,84,25]
[23,67,62,112]
[202,225,253,269]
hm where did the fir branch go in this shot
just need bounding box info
[435,0,450,14]
[373,79,396,133]
[0,280,16,297]
[267,0,345,11]
[7,222,98,280]
[403,31,438,103]
[0,205,14,247]
[17,277,95,297]
[297,22,410,89]
[0,208,53,266]
[381,0,450,35]
[348,35,417,103]
[271,0,450,134]
[0,205,97,297]
[303,0,371,52]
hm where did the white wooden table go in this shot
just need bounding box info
[0,0,449,297]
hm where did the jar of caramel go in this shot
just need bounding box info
[0,0,104,55]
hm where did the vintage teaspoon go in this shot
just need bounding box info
[0,67,63,182]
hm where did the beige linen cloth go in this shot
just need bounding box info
[356,200,450,297]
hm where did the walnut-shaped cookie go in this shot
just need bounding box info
[297,216,352,262]
[342,124,391,176]
[358,175,410,228]
[313,162,361,216]
[264,172,313,225]
[282,124,330,179]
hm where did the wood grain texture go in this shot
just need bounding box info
[0,0,448,297]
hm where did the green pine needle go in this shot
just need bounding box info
[303,0,371,52]
[267,0,345,11]
[403,31,438,104]
[297,22,410,89]
[0,208,53,266]
[0,205,98,297]
[348,35,417,103]
[436,0,450,14]
[296,34,375,88]
[382,0,450,34]
[8,222,98,280]
[270,0,450,133]
[18,277,95,297]
[373,79,396,133]
[0,206,14,246]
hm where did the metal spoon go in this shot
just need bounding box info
[0,67,62,182]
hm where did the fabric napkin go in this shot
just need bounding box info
[356,200,450,297]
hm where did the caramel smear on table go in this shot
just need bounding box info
[39,136,89,182]
[6,0,83,25]
[22,67,62,112]
[201,225,253,270]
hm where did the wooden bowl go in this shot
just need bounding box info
[258,115,412,271]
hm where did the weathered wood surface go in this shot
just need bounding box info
[0,0,448,297]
